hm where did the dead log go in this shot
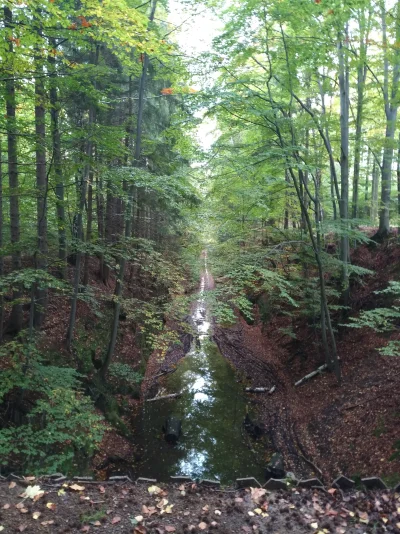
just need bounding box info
[245,386,276,394]
[146,392,182,402]
[294,364,328,387]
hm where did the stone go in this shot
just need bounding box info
[236,478,261,488]
[297,478,324,488]
[332,476,355,490]
[199,479,220,488]
[162,416,182,444]
[136,477,157,484]
[170,476,194,483]
[361,477,388,490]
[265,453,285,480]
[264,478,288,491]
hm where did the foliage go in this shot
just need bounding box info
[0,336,105,474]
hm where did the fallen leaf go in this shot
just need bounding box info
[328,488,336,495]
[9,481,16,489]
[311,522,318,529]
[254,508,262,515]
[18,526,27,532]
[23,476,36,482]
[214,510,222,515]
[92,521,101,526]
[135,515,144,522]
[163,505,174,514]
[21,485,44,500]
[3,504,10,509]
[157,499,169,509]
[58,489,66,496]
[81,527,90,532]
[111,516,121,524]
[0,527,4,532]
[70,484,85,491]
[99,486,105,494]
[134,527,147,534]
[41,520,55,526]
[33,511,41,519]
[178,484,185,491]
[250,487,266,503]
[202,505,209,512]
[248,511,255,517]
[198,522,208,530]
[20,508,29,514]
[46,502,56,511]
[148,485,162,495]
[165,527,176,533]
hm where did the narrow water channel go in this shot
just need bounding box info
[134,256,267,484]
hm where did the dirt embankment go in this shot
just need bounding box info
[214,242,400,484]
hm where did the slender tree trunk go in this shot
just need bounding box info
[376,0,400,239]
[0,138,4,341]
[371,157,380,224]
[397,134,400,235]
[338,27,350,304]
[49,39,66,279]
[34,33,48,329]
[364,147,371,218]
[4,6,23,334]
[67,45,99,348]
[101,0,158,379]
[83,168,94,287]
[352,8,370,220]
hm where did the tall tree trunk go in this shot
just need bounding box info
[338,26,350,304]
[376,0,400,239]
[0,138,4,341]
[397,134,400,235]
[4,6,23,334]
[49,39,66,279]
[101,0,158,379]
[352,8,370,219]
[34,32,48,329]
[66,45,99,348]
[371,157,380,224]
[83,168,94,287]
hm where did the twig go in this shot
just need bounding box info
[299,453,324,480]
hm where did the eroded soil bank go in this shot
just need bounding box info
[213,242,400,485]
[1,477,400,533]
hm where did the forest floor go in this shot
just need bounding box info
[1,477,400,533]
[214,240,400,485]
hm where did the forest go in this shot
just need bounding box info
[0,0,400,528]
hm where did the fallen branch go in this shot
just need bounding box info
[295,364,328,387]
[146,392,182,402]
[299,453,324,480]
[245,386,276,394]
